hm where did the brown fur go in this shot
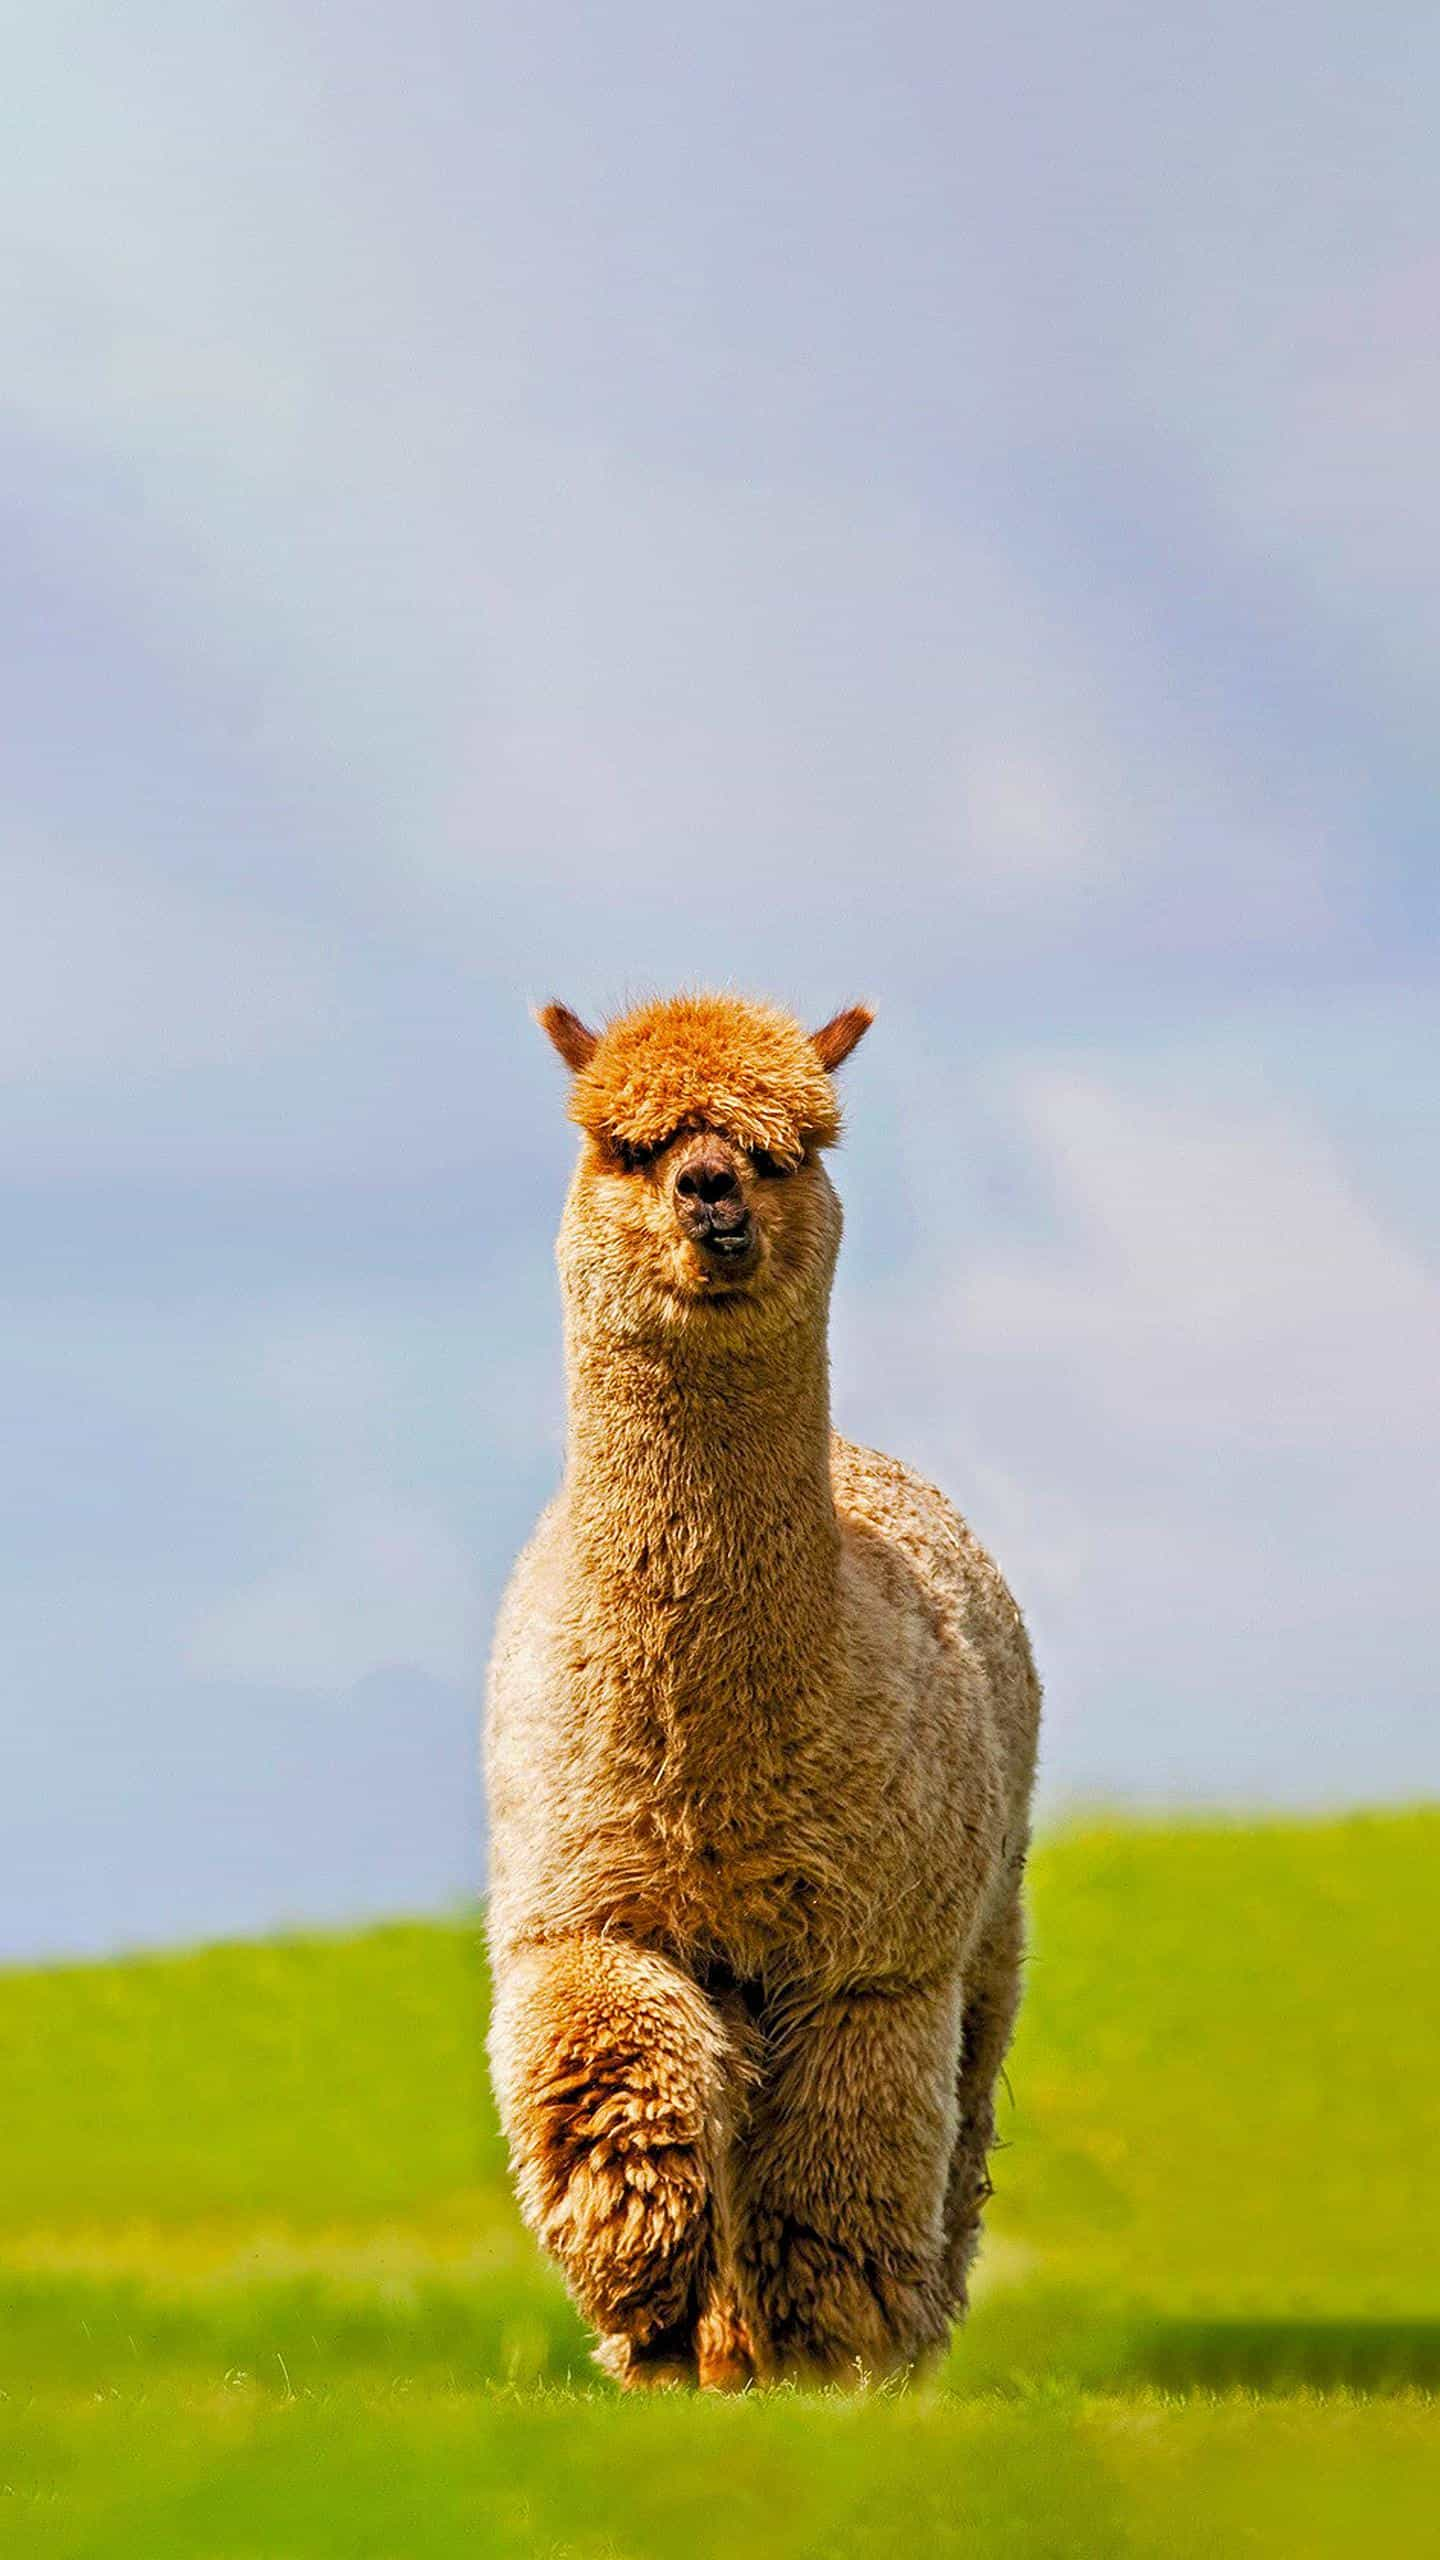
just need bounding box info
[560,991,851,1167]
[485,993,1040,2386]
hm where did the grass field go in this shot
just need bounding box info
[4,1813,1437,2555]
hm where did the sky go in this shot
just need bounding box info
[4,2,1437,1958]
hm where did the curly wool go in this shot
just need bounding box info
[566,992,844,1167]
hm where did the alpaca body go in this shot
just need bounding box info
[485,994,1040,2385]
[488,1434,1031,2003]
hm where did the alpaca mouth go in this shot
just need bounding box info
[679,1229,761,1296]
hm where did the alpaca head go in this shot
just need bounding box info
[538,992,872,1343]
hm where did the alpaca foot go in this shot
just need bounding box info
[696,2296,755,2391]
[597,2297,754,2392]
[747,2227,950,2384]
[595,2320,698,2390]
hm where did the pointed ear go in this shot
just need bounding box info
[810,1004,874,1072]
[536,1001,600,1072]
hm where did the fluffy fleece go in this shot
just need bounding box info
[551,990,857,1166]
[486,992,1040,2387]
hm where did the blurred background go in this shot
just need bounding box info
[5,4,1437,1966]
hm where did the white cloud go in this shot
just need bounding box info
[2,7,1360,974]
[958,1072,1440,1451]
[838,1055,1439,1799]
[4,1,1439,1943]
[1158,254,1440,703]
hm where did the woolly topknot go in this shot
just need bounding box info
[561,993,858,1169]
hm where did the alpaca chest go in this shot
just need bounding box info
[563,1729,877,1977]
[523,1562,914,1971]
[601,1813,838,1976]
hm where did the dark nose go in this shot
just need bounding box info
[675,1152,741,1209]
[673,1146,750,1246]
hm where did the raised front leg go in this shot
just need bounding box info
[731,1976,963,2383]
[488,1936,732,2384]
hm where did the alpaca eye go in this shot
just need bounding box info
[751,1149,790,1180]
[613,1139,658,1173]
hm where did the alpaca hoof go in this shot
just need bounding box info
[696,2300,755,2391]
[596,2324,697,2391]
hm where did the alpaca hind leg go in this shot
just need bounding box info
[489,1937,728,2381]
[944,1886,1025,2313]
[732,1978,962,2383]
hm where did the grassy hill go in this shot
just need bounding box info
[4,1813,1437,2554]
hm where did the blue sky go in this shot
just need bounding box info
[5,3,1437,1956]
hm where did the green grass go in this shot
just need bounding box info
[3,1813,1437,2554]
[9,2386,1437,2560]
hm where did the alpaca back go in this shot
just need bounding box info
[831,1432,1040,1838]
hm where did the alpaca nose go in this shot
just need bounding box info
[675,1153,741,1209]
[673,1146,751,1250]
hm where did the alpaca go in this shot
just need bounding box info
[485,992,1040,2387]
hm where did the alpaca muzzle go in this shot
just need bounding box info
[673,1144,753,1258]
[681,1200,754,1260]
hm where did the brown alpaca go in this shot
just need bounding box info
[485,993,1040,2387]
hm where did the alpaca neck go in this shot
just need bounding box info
[563,1310,839,1704]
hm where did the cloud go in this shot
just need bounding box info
[958,1071,1440,1453]
[5,2,1439,1950]
[838,1053,1440,1801]
[4,5,1365,990]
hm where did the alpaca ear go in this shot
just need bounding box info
[810,1005,874,1071]
[536,1001,600,1073]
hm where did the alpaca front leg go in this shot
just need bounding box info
[733,1978,962,2383]
[488,1936,728,2381]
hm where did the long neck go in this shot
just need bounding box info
[563,1306,840,1707]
